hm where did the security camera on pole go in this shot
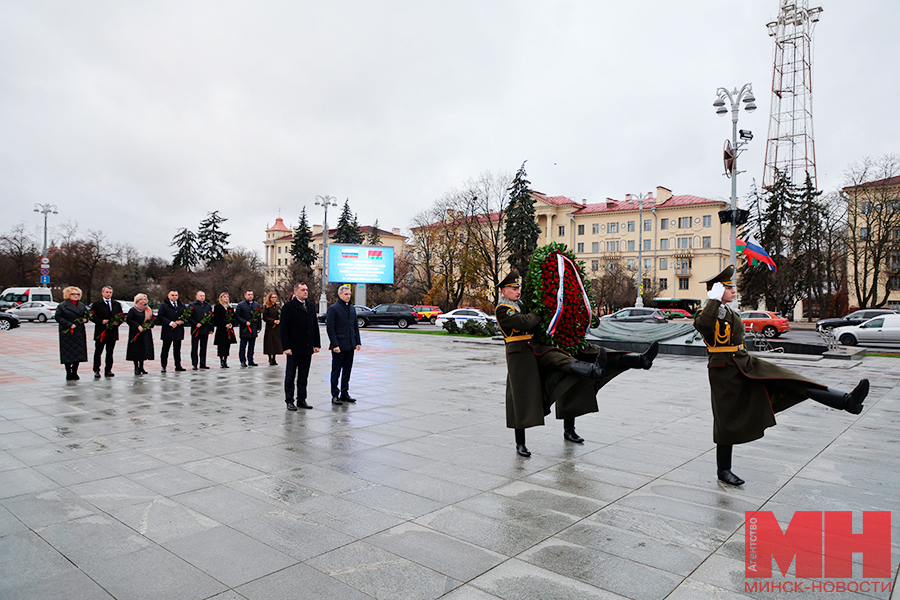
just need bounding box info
[713,84,756,307]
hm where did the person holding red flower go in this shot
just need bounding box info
[57,286,89,381]
[126,293,155,375]
[189,290,215,370]
[235,290,262,367]
[496,270,658,457]
[157,289,187,373]
[90,285,123,378]
[213,292,237,368]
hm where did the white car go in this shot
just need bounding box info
[5,301,58,322]
[435,308,496,328]
[833,314,900,346]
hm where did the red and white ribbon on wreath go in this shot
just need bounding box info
[546,253,593,337]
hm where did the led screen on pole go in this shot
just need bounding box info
[327,244,395,284]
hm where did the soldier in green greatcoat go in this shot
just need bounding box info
[694,265,870,486]
[496,271,658,457]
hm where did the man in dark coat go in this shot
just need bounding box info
[90,285,124,377]
[235,290,261,367]
[496,271,658,457]
[157,289,187,373]
[189,290,214,370]
[280,282,321,410]
[326,285,361,405]
[694,265,870,486]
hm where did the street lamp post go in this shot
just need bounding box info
[713,84,756,304]
[628,194,649,307]
[33,203,58,258]
[314,195,338,315]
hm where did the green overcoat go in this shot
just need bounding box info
[497,302,626,429]
[694,299,825,445]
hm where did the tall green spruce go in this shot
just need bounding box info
[197,211,231,266]
[170,227,198,271]
[365,219,382,246]
[290,207,318,267]
[333,200,364,244]
[504,162,541,276]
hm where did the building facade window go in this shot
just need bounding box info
[677,236,693,249]
[592,223,600,234]
[608,222,619,233]
[659,258,668,270]
[702,236,711,248]
[643,258,652,271]
[660,219,669,230]
[703,215,712,227]
[859,227,870,240]
[592,241,599,253]
[591,260,599,271]
[643,239,652,251]
[678,216,692,228]
[558,225,565,236]
[578,224,585,235]
[659,278,668,290]
[679,278,690,290]
[277,258,281,266]
[606,240,619,252]
[659,238,669,250]
[278,246,282,254]
[627,259,635,270]
[577,242,584,253]
[627,240,635,252]
[644,219,652,231]
[627,221,635,232]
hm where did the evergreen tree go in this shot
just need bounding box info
[170,227,198,271]
[197,211,231,265]
[289,207,318,267]
[504,162,541,276]
[365,220,382,246]
[333,200,364,244]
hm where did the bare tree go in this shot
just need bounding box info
[461,170,512,307]
[844,154,900,308]
[591,261,638,313]
[0,223,40,288]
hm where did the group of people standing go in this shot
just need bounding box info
[55,283,362,408]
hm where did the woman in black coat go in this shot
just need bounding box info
[262,291,283,365]
[57,286,89,380]
[213,292,237,368]
[125,293,155,375]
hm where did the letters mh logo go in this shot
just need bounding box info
[745,511,892,579]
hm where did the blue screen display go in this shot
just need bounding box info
[327,244,395,284]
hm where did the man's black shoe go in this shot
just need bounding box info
[93,371,101,379]
[516,444,531,457]
[161,367,167,373]
[248,362,258,367]
[332,396,343,405]
[339,395,356,403]
[104,371,114,378]
[297,400,313,409]
[286,402,298,411]
[174,366,186,372]
[563,429,584,443]
[240,363,247,368]
[717,469,745,486]
[192,366,199,371]
[199,365,209,370]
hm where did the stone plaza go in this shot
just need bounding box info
[0,325,898,600]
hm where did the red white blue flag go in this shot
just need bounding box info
[736,237,777,272]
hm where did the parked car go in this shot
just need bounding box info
[599,307,667,323]
[358,304,418,329]
[0,287,54,311]
[5,301,58,322]
[833,314,900,346]
[663,308,693,319]
[816,309,898,332]
[318,305,372,325]
[0,311,20,331]
[413,305,443,325]
[435,308,496,329]
[740,311,790,338]
[117,300,135,314]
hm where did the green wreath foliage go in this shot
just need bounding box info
[522,242,593,355]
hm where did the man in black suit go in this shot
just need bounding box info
[325,285,361,406]
[235,290,261,367]
[90,285,123,378]
[280,282,321,410]
[157,289,187,373]
[189,290,214,370]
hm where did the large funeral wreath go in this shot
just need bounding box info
[522,242,593,355]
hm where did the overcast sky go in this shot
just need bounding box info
[2,1,897,260]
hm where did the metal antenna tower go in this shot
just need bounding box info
[762,1,823,190]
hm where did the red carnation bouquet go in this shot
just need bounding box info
[70,309,94,334]
[522,242,594,355]
[98,312,125,343]
[132,317,155,343]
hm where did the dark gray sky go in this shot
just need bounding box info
[2,1,896,259]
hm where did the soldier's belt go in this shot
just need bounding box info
[504,334,533,343]
[706,344,744,353]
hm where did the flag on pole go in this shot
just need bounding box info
[736,237,777,271]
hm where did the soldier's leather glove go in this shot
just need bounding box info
[707,282,725,301]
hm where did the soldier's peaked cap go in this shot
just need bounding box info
[498,271,521,288]
[701,265,735,290]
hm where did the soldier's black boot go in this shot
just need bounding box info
[515,428,530,457]
[570,360,606,380]
[617,341,659,370]
[716,444,744,486]
[806,379,869,415]
[563,417,584,443]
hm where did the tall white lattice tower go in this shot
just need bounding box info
[762,1,823,189]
